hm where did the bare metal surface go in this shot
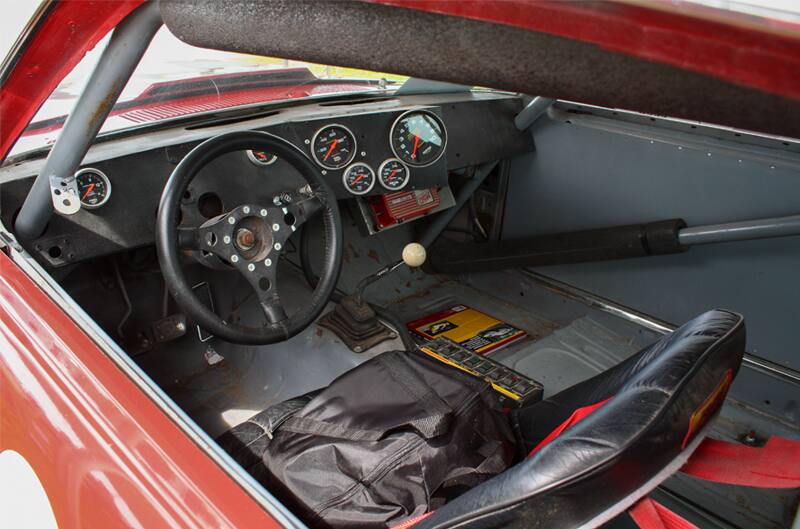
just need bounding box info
[679,214,800,246]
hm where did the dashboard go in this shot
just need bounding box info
[0,93,533,267]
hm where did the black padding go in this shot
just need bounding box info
[428,219,688,272]
[645,218,687,255]
[160,0,800,138]
[416,309,746,529]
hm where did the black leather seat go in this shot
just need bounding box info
[413,309,745,529]
[219,309,745,529]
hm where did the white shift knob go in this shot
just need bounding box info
[402,243,426,268]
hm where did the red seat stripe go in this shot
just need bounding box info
[629,498,700,529]
[527,397,612,457]
[682,436,800,488]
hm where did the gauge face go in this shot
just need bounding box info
[342,163,375,195]
[75,168,111,209]
[312,124,357,169]
[378,158,410,191]
[390,110,446,167]
[246,150,277,166]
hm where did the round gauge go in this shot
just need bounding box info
[246,150,277,166]
[378,158,410,191]
[390,110,447,167]
[342,163,375,196]
[75,168,111,209]
[311,124,357,169]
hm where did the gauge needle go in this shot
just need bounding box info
[81,183,95,200]
[324,139,338,161]
[411,135,420,159]
[353,175,365,184]
[388,169,398,179]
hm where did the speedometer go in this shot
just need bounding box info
[311,124,357,169]
[390,110,446,167]
[342,163,375,195]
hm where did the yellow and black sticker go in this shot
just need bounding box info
[408,305,527,355]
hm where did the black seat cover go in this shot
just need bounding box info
[413,309,745,529]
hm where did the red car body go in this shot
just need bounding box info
[1,1,799,528]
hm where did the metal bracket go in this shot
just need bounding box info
[49,174,81,215]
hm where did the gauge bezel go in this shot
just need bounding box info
[342,162,376,196]
[311,123,358,170]
[246,149,278,166]
[389,109,448,168]
[378,158,411,191]
[75,167,112,210]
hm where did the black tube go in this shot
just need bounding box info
[299,224,417,351]
[430,219,687,273]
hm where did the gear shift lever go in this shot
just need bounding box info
[319,243,426,352]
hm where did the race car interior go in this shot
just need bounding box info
[2,2,799,529]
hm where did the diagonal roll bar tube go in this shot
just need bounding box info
[14,2,162,241]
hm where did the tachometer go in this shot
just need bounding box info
[378,158,410,191]
[312,124,357,169]
[342,163,375,195]
[75,168,111,209]
[246,150,277,166]
[390,110,446,167]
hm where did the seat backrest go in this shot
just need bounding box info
[415,309,745,529]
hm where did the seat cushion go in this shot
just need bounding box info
[414,309,745,529]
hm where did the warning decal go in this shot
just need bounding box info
[408,305,527,355]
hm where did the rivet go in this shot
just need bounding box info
[228,217,236,224]
[223,235,231,244]
[247,263,255,272]
[243,206,251,214]
[272,223,280,231]
[274,242,282,251]
[264,258,272,267]
[260,209,268,216]
[231,255,239,263]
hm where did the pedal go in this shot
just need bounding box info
[419,337,543,407]
[151,314,188,343]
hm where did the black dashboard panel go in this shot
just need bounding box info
[1,94,533,267]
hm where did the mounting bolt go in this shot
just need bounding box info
[353,345,363,353]
[272,223,280,231]
[274,242,282,251]
[231,255,239,263]
[304,139,310,145]
[264,258,272,267]
[223,235,231,244]
[273,196,281,206]
[247,263,255,272]
[243,206,251,214]
[228,217,236,225]
[360,151,366,157]
[260,208,268,217]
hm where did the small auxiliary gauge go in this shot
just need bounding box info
[378,158,410,191]
[75,168,111,209]
[342,163,375,195]
[246,150,277,166]
[312,124,357,169]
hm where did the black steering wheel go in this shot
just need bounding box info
[156,131,342,345]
